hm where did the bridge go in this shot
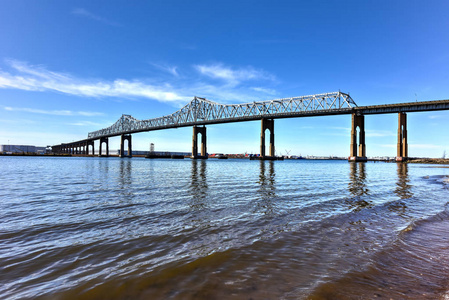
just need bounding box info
[51,91,449,161]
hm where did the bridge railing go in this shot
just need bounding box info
[87,91,356,139]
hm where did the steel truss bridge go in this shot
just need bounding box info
[88,92,357,139]
[52,91,449,160]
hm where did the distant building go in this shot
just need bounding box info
[116,149,191,156]
[0,145,48,154]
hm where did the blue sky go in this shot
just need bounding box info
[1,0,449,157]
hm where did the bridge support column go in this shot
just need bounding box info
[120,134,132,158]
[191,126,207,159]
[99,137,109,157]
[260,118,275,158]
[87,141,94,155]
[396,112,408,162]
[349,113,367,162]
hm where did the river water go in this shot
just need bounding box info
[1,156,448,299]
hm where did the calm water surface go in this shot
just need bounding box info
[1,156,448,299]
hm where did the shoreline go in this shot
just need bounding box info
[406,158,449,164]
[2,153,449,165]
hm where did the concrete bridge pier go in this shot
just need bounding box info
[349,113,367,162]
[99,137,109,157]
[87,141,95,156]
[192,126,207,159]
[120,134,132,158]
[396,112,408,162]
[260,118,275,158]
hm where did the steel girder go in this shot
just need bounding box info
[87,91,356,139]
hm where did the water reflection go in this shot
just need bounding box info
[348,162,368,196]
[98,159,110,191]
[119,159,132,187]
[347,162,371,211]
[389,163,412,216]
[98,158,110,177]
[395,163,412,199]
[189,159,208,210]
[255,161,277,215]
[118,159,133,197]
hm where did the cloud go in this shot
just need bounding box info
[0,59,188,103]
[0,130,86,146]
[379,144,396,148]
[329,126,351,131]
[195,63,275,86]
[150,63,179,77]
[251,87,277,95]
[0,59,280,105]
[72,8,121,27]
[67,121,104,126]
[4,106,104,117]
[410,144,442,149]
[428,115,446,119]
[365,129,395,137]
[379,143,442,150]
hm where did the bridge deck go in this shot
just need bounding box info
[357,99,449,114]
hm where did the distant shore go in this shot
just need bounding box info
[2,153,449,165]
[406,158,449,164]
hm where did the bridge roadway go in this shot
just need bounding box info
[51,91,449,161]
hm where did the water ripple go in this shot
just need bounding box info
[0,157,448,299]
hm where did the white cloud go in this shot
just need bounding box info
[0,131,86,146]
[0,60,188,103]
[410,144,442,149]
[0,59,281,106]
[428,115,447,119]
[365,129,395,137]
[3,106,104,117]
[379,143,443,150]
[78,111,104,117]
[329,126,350,131]
[379,144,396,148]
[67,121,104,126]
[251,87,277,95]
[72,8,121,27]
[150,63,179,77]
[195,63,275,86]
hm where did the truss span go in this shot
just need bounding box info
[88,91,356,139]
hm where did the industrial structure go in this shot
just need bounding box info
[0,145,48,154]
